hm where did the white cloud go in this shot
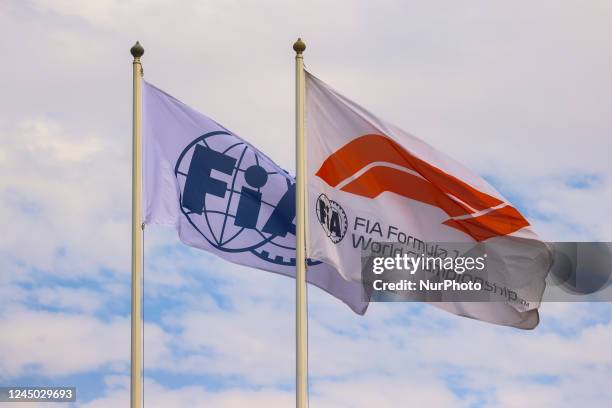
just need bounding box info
[80,374,466,408]
[312,375,469,408]
[31,286,106,313]
[0,118,130,276]
[0,307,128,378]
[0,304,177,380]
[81,376,295,408]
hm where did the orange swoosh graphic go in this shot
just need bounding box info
[315,134,529,241]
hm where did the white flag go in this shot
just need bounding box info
[305,72,551,329]
[142,80,367,314]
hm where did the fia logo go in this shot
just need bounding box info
[316,194,348,244]
[175,131,320,267]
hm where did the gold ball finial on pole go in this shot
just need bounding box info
[129,38,144,408]
[130,41,144,59]
[293,38,306,55]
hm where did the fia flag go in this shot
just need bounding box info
[305,72,551,329]
[142,81,367,314]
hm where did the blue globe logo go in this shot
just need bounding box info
[175,131,320,266]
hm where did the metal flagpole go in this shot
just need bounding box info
[130,41,144,408]
[293,37,309,408]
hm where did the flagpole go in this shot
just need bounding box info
[293,38,309,408]
[130,41,144,408]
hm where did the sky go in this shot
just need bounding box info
[0,0,611,407]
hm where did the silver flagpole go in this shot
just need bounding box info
[130,41,144,408]
[293,38,309,408]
